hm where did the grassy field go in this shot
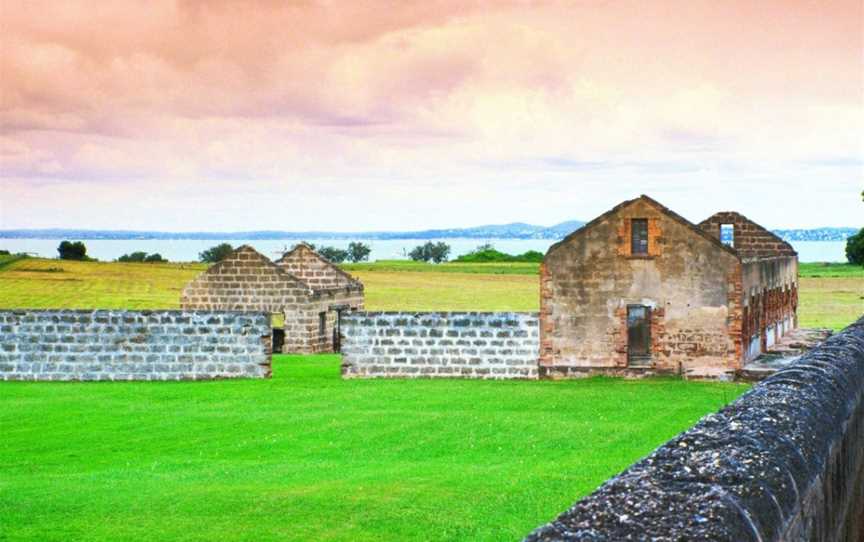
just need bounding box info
[0,355,748,542]
[797,261,864,278]
[0,257,205,309]
[0,257,860,329]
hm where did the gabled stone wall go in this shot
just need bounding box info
[0,310,272,381]
[180,245,365,354]
[541,196,742,378]
[180,245,312,313]
[699,211,797,259]
[275,243,362,291]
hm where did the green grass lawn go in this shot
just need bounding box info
[0,355,748,542]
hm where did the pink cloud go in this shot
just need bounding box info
[0,1,861,230]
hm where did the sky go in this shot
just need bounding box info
[1,0,862,232]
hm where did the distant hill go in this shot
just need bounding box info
[0,223,856,242]
[772,228,859,242]
[0,222,588,241]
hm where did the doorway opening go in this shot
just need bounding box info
[627,305,651,365]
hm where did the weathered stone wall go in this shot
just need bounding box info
[180,245,313,314]
[699,211,797,259]
[341,312,539,379]
[304,289,365,354]
[180,245,365,354]
[541,196,742,378]
[742,256,798,360]
[0,310,272,381]
[275,243,362,291]
[525,316,864,542]
[180,246,315,353]
[274,245,365,353]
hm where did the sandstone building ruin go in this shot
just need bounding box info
[539,195,797,378]
[180,244,363,353]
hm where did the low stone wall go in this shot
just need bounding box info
[341,312,539,379]
[525,316,864,541]
[0,310,272,381]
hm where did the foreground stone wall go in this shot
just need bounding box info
[341,312,539,379]
[525,316,864,542]
[0,310,272,381]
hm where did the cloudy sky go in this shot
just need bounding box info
[1,0,861,232]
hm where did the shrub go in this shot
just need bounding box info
[199,243,234,263]
[118,252,167,263]
[118,251,148,263]
[454,245,544,263]
[318,246,348,263]
[57,241,88,261]
[0,250,9,256]
[846,227,864,265]
[347,242,371,263]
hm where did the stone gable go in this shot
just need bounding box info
[698,211,797,260]
[275,243,362,292]
[180,245,312,312]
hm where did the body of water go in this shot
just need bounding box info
[0,238,849,263]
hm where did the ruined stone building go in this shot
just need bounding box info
[539,195,797,378]
[180,244,364,353]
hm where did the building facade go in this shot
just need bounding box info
[180,244,364,354]
[539,196,797,379]
[274,243,365,353]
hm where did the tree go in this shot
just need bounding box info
[408,241,451,263]
[199,243,234,263]
[144,253,166,263]
[846,227,864,265]
[58,241,88,260]
[428,242,450,263]
[346,242,371,263]
[408,244,427,262]
[318,246,348,263]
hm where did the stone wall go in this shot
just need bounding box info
[180,245,365,354]
[275,243,363,291]
[306,289,365,353]
[341,312,539,379]
[742,256,799,361]
[180,245,313,314]
[0,310,272,381]
[525,316,864,542]
[541,196,742,378]
[699,211,797,259]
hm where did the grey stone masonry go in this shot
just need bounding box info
[525,315,864,542]
[0,310,272,381]
[341,312,539,379]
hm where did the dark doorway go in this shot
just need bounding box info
[627,305,651,365]
[329,304,350,353]
[272,328,285,354]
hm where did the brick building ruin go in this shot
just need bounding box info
[180,244,363,354]
[539,195,797,379]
